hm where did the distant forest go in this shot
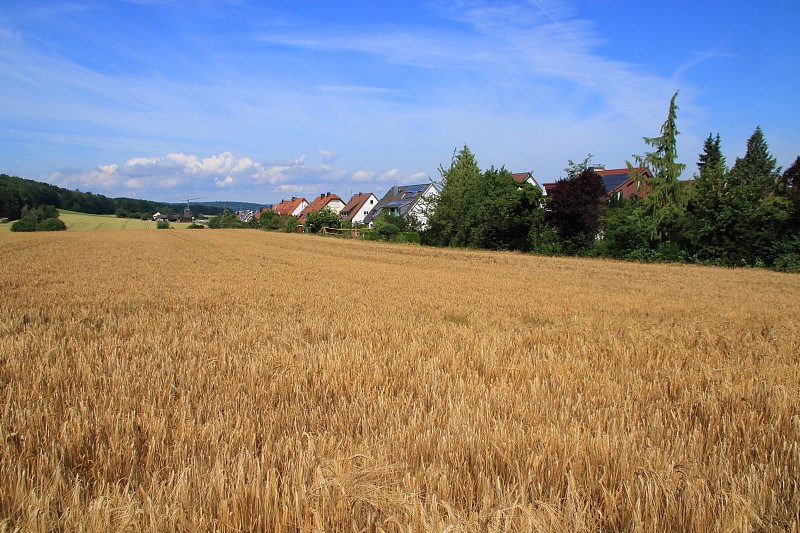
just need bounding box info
[0,174,262,220]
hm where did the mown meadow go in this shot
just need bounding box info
[1,230,798,531]
[0,211,192,233]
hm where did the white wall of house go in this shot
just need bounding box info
[407,184,438,227]
[350,194,378,224]
[291,201,308,217]
[326,199,345,214]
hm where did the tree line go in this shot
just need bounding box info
[0,174,225,221]
[423,93,799,272]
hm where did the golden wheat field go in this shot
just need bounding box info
[0,229,798,532]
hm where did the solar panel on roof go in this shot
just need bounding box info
[404,184,427,194]
[601,174,627,194]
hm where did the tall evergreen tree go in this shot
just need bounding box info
[688,133,734,262]
[425,145,482,247]
[781,156,800,225]
[725,127,788,265]
[629,91,687,243]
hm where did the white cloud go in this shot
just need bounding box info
[352,170,376,182]
[214,176,234,188]
[45,149,424,202]
[318,149,339,164]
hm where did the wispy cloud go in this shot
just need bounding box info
[1,0,719,198]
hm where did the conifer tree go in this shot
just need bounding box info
[726,127,788,265]
[688,133,733,262]
[425,145,482,247]
[629,91,687,243]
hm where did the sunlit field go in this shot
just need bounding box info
[1,230,798,531]
[0,211,192,232]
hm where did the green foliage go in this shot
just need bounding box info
[629,92,688,243]
[396,231,421,244]
[373,211,409,235]
[36,217,67,231]
[376,222,400,239]
[781,157,800,233]
[283,215,299,233]
[207,208,246,229]
[721,127,787,266]
[9,204,65,232]
[115,208,129,218]
[425,146,545,251]
[303,207,340,234]
[156,220,171,229]
[186,223,205,229]
[258,209,280,230]
[687,133,734,262]
[596,200,650,259]
[10,217,37,232]
[426,146,479,247]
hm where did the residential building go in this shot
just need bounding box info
[363,183,439,228]
[271,197,307,217]
[298,192,345,220]
[510,171,546,193]
[541,167,653,201]
[339,192,378,225]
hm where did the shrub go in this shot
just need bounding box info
[156,220,171,229]
[186,223,205,229]
[10,218,37,232]
[376,223,400,240]
[36,218,67,231]
[283,216,299,233]
[395,232,421,244]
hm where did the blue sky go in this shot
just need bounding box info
[2,0,798,204]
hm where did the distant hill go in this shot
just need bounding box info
[198,201,269,213]
[0,173,269,220]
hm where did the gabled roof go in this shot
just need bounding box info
[364,183,434,225]
[510,171,545,190]
[596,167,651,196]
[340,192,375,221]
[271,197,306,216]
[299,192,343,219]
[540,167,652,199]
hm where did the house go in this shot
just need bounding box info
[236,210,254,223]
[297,192,345,220]
[339,192,379,225]
[255,206,273,219]
[541,167,653,201]
[271,197,308,217]
[510,172,546,193]
[363,183,439,228]
[596,167,652,201]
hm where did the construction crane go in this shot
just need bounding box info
[181,196,207,222]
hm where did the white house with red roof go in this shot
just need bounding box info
[298,192,345,221]
[339,192,378,225]
[271,197,307,217]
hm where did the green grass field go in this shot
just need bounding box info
[0,210,192,232]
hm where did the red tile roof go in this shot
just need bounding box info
[298,192,343,219]
[271,197,306,216]
[340,193,375,221]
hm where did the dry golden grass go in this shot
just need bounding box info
[1,230,798,532]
